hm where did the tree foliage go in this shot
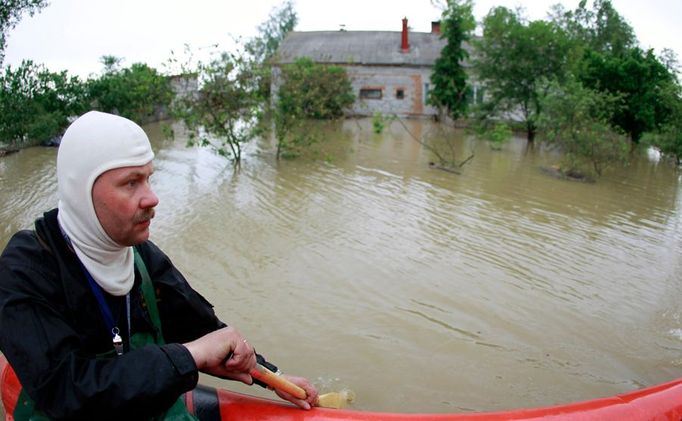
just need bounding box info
[480,122,512,151]
[275,57,354,158]
[549,0,636,57]
[170,51,261,163]
[474,7,575,142]
[641,82,682,164]
[245,0,297,65]
[428,0,475,120]
[578,47,676,142]
[0,60,85,146]
[245,0,297,100]
[86,60,173,124]
[550,0,676,143]
[538,78,629,176]
[0,0,48,65]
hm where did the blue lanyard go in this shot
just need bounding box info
[62,231,131,348]
[79,262,131,342]
[81,264,116,334]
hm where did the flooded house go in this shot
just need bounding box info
[273,19,457,118]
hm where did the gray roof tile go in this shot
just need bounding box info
[275,31,447,66]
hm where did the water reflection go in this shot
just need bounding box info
[1,118,681,413]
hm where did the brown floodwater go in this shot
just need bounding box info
[1,118,681,414]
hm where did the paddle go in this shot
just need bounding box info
[250,363,353,409]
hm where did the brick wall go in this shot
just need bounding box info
[271,64,444,118]
[345,65,438,117]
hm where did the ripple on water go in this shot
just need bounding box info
[4,122,682,413]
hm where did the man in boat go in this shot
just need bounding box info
[0,111,318,419]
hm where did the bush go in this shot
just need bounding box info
[86,62,173,124]
[277,57,354,120]
[275,57,354,158]
[477,122,512,150]
[538,79,629,177]
[0,60,86,146]
[642,125,682,165]
[170,51,261,163]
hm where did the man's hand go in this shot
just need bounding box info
[273,375,319,410]
[183,326,256,384]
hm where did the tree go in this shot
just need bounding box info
[245,0,297,65]
[538,78,629,177]
[474,7,575,142]
[86,60,173,124]
[479,122,512,151]
[658,48,680,77]
[578,47,676,142]
[428,0,475,120]
[0,0,48,65]
[245,0,297,100]
[643,122,682,166]
[100,55,124,74]
[550,0,670,142]
[274,57,354,158]
[641,81,682,164]
[0,60,86,146]
[550,0,636,57]
[549,0,678,142]
[171,50,261,163]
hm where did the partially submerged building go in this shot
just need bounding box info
[272,19,450,118]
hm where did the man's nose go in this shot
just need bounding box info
[140,185,159,209]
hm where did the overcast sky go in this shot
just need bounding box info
[4,0,681,79]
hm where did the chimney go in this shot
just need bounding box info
[431,21,441,34]
[401,17,409,53]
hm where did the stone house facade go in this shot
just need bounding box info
[272,19,458,118]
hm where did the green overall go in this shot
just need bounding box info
[13,249,198,420]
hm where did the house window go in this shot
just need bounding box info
[359,88,382,100]
[396,89,405,99]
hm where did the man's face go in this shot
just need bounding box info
[92,162,159,246]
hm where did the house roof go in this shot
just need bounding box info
[275,31,447,66]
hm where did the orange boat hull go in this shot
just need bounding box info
[3,355,682,420]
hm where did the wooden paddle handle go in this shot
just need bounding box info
[250,363,307,400]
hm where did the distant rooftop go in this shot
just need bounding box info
[275,30,447,66]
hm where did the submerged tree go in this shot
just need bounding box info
[376,114,474,174]
[474,7,575,142]
[165,2,299,163]
[641,80,682,165]
[245,0,297,65]
[550,0,678,142]
[171,50,261,163]
[429,0,475,120]
[245,0,298,100]
[538,78,629,177]
[274,57,354,159]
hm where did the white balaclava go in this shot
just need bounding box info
[57,111,155,296]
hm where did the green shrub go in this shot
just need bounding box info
[0,60,86,146]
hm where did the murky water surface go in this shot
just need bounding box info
[2,119,682,413]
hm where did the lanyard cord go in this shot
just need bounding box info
[61,231,131,345]
[79,262,130,341]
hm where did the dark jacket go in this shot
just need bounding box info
[0,209,266,420]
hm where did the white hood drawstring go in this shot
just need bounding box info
[57,111,155,296]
